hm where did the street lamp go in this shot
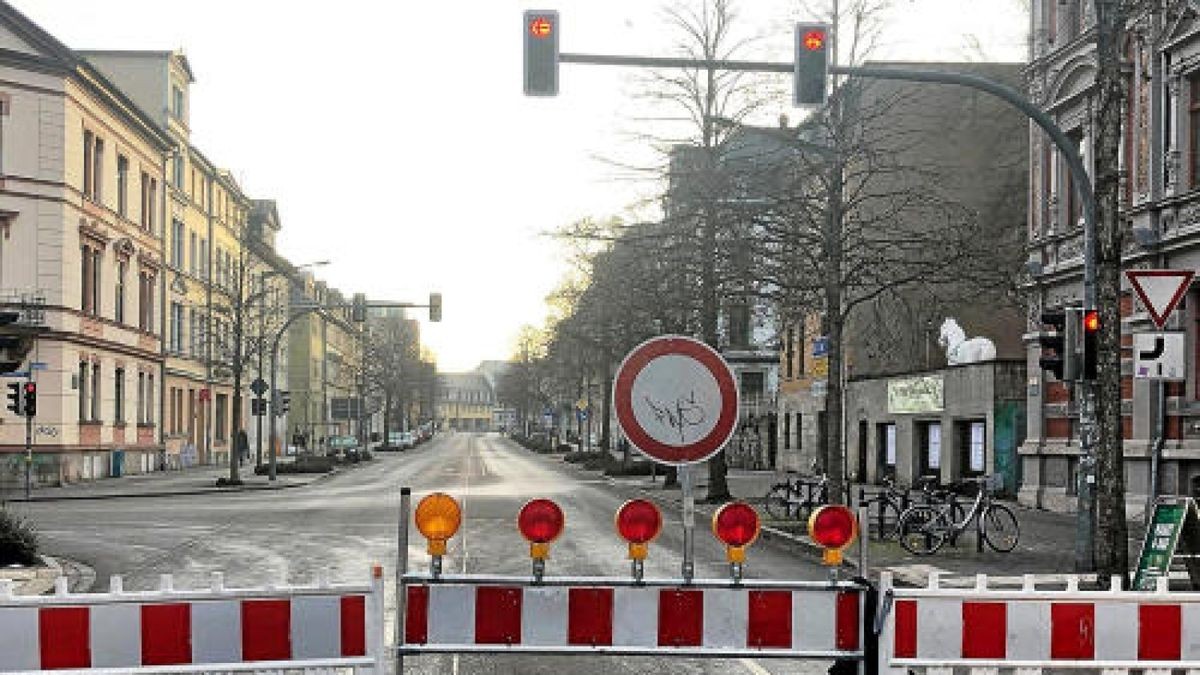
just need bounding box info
[256,260,328,471]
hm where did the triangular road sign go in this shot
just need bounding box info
[1126,269,1195,328]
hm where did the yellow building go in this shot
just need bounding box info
[437,371,495,432]
[0,5,173,482]
[286,276,363,450]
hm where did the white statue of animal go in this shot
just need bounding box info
[938,318,997,365]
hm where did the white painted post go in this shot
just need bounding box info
[1021,574,1035,592]
[878,572,907,675]
[974,573,988,590]
[210,571,224,592]
[159,573,174,592]
[367,563,386,675]
[54,576,68,596]
[109,575,123,594]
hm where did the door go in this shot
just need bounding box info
[993,399,1026,497]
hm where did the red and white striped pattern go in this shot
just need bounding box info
[404,583,861,655]
[0,573,382,673]
[882,573,1200,671]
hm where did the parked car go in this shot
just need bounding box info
[328,435,360,459]
[386,432,415,450]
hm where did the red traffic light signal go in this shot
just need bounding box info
[1082,309,1099,380]
[523,10,560,96]
[22,381,35,417]
[1083,310,1099,332]
[794,22,830,106]
[802,29,825,51]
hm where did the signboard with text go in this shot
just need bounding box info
[886,375,944,414]
[1133,497,1200,591]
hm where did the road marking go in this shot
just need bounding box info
[739,658,772,675]
[452,434,475,675]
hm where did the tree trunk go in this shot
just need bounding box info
[601,355,612,450]
[1091,0,1129,587]
[382,391,392,442]
[229,291,244,485]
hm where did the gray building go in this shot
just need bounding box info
[1022,1,1200,513]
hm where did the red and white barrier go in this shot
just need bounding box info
[402,577,862,658]
[0,567,384,674]
[880,571,1200,674]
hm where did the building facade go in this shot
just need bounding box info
[1022,2,1200,512]
[0,4,172,483]
[438,371,495,432]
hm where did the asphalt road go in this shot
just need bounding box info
[10,432,837,675]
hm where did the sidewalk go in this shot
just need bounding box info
[556,451,1147,587]
[1,462,324,502]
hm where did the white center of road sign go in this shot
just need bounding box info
[1134,332,1186,381]
[629,354,722,447]
[1127,269,1195,328]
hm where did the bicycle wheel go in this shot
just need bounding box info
[898,506,948,555]
[981,503,1020,552]
[764,485,795,521]
[874,499,901,540]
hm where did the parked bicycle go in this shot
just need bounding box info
[764,463,828,522]
[897,475,1020,555]
[858,475,965,541]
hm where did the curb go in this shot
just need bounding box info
[7,478,314,503]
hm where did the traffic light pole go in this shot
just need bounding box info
[554,50,1100,572]
[24,376,31,500]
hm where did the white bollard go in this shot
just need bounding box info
[109,575,123,594]
[159,573,174,592]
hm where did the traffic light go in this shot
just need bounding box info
[280,390,291,414]
[1082,309,1099,381]
[0,310,30,374]
[523,10,559,96]
[794,23,830,106]
[5,381,21,415]
[23,381,36,417]
[1038,308,1079,381]
[429,292,442,322]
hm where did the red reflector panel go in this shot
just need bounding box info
[340,595,366,657]
[1139,604,1181,660]
[747,590,792,648]
[141,603,192,665]
[241,599,292,662]
[658,589,703,647]
[894,599,917,658]
[961,602,1006,658]
[39,606,91,670]
[568,588,613,646]
[476,586,522,644]
[405,586,429,645]
[1050,603,1094,660]
[835,591,860,651]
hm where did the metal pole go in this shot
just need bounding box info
[857,505,868,574]
[255,271,265,469]
[1147,380,1164,526]
[396,486,410,675]
[681,463,695,583]
[23,401,31,500]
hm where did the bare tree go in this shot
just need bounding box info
[364,313,425,443]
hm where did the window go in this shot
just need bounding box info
[189,308,198,357]
[783,413,791,450]
[1064,129,1084,229]
[199,238,208,279]
[728,302,750,348]
[136,372,145,424]
[171,219,184,269]
[170,302,183,353]
[80,245,100,316]
[1046,0,1057,45]
[117,155,129,216]
[78,362,89,421]
[785,327,794,379]
[959,421,986,475]
[171,85,184,120]
[83,130,93,198]
[1191,74,1200,189]
[90,362,100,422]
[138,271,155,332]
[148,178,157,233]
[114,368,124,423]
[115,260,126,323]
[919,421,941,477]
[215,393,227,442]
[172,153,184,190]
[140,172,157,232]
[145,373,154,425]
[878,423,897,477]
[0,97,7,174]
[92,137,103,203]
[189,232,197,276]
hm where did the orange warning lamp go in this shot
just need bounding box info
[808,505,857,566]
[712,501,761,564]
[517,498,565,562]
[414,492,461,556]
[615,499,663,561]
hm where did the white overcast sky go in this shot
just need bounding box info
[11,0,1027,371]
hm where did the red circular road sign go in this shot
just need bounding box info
[613,335,739,466]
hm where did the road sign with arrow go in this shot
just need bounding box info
[1134,332,1185,381]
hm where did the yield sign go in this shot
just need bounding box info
[1126,269,1195,328]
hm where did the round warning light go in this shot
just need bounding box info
[615,499,663,545]
[1084,310,1100,332]
[803,30,825,51]
[530,16,553,38]
[518,498,565,544]
[712,501,761,548]
[808,505,857,550]
[414,492,462,542]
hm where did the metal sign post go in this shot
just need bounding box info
[680,464,695,583]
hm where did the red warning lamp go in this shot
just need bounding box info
[615,499,662,561]
[808,505,858,566]
[712,501,761,563]
[802,29,825,51]
[1084,310,1099,332]
[518,498,565,561]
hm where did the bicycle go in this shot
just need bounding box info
[896,475,1020,555]
[857,476,905,540]
[764,464,829,522]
